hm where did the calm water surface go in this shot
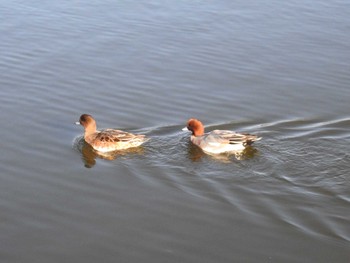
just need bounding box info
[1,0,349,262]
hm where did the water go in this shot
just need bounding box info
[1,0,349,262]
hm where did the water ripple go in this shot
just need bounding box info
[68,116,350,248]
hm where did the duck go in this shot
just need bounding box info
[182,118,261,154]
[76,114,149,153]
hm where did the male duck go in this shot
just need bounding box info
[183,118,261,154]
[76,114,148,153]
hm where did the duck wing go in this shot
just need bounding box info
[209,130,261,146]
[96,129,145,143]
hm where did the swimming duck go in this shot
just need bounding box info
[76,114,149,153]
[182,118,261,154]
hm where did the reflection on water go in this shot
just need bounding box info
[186,141,259,163]
[74,137,146,168]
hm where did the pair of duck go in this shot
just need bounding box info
[76,114,261,155]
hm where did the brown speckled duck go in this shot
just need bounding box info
[76,114,149,152]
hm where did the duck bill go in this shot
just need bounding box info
[182,127,189,131]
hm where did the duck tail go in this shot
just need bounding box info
[244,135,261,146]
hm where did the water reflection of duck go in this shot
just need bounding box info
[79,139,146,168]
[76,114,149,153]
[183,118,261,154]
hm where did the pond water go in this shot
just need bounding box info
[1,0,349,262]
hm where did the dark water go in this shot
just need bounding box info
[1,0,349,262]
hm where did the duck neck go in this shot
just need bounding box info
[84,123,97,139]
[193,126,204,136]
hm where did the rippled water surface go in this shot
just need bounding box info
[1,0,349,262]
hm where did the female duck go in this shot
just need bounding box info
[183,118,261,154]
[76,114,148,153]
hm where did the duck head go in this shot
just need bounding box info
[76,114,97,135]
[182,118,205,136]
